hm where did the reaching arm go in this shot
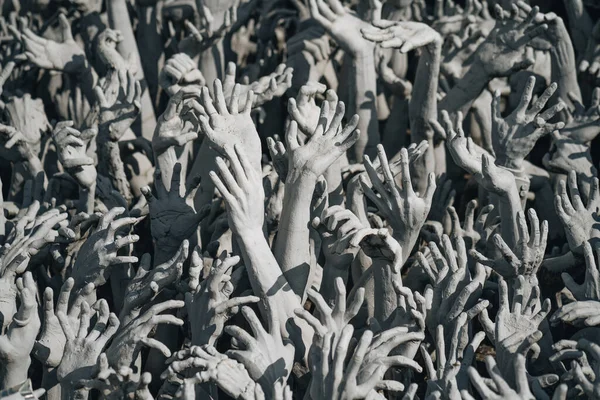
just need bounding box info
[309,0,379,161]
[274,104,359,299]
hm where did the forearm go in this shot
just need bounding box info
[106,0,156,139]
[156,148,180,193]
[98,138,133,203]
[274,171,316,299]
[409,41,441,145]
[190,140,218,213]
[78,184,95,215]
[199,42,224,93]
[324,156,344,206]
[42,367,61,400]
[550,29,580,110]
[287,54,320,95]
[236,228,304,329]
[372,258,398,327]
[0,359,30,388]
[562,0,593,56]
[439,61,490,117]
[136,4,163,100]
[497,187,522,250]
[542,251,579,273]
[352,51,379,162]
[382,96,410,157]
[320,264,350,306]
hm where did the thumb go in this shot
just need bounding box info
[58,14,73,42]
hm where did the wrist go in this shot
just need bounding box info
[1,358,30,388]
[352,46,376,61]
[235,226,266,243]
[286,167,319,185]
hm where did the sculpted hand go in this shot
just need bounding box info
[312,206,366,270]
[141,164,204,261]
[554,172,600,254]
[287,82,334,136]
[96,29,132,71]
[471,4,546,77]
[248,64,294,107]
[210,144,265,236]
[70,207,139,289]
[106,299,184,369]
[462,355,536,400]
[95,71,142,142]
[561,241,600,301]
[421,318,486,398]
[186,250,259,346]
[152,88,201,156]
[159,52,205,97]
[446,202,496,252]
[310,325,421,399]
[579,20,600,80]
[438,110,487,175]
[569,339,600,398]
[285,99,359,180]
[224,306,294,399]
[294,278,364,347]
[491,76,565,169]
[199,79,261,168]
[551,300,600,327]
[221,62,293,109]
[309,0,374,56]
[75,353,154,400]
[178,7,237,57]
[361,21,442,53]
[32,280,96,368]
[418,235,487,343]
[361,144,435,252]
[162,345,256,400]
[120,241,189,322]
[479,278,550,385]
[0,272,40,387]
[348,227,404,273]
[52,121,96,189]
[19,14,87,74]
[2,203,72,275]
[470,209,547,282]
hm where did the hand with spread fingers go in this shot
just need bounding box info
[142,164,205,263]
[17,14,87,74]
[308,0,376,57]
[105,299,184,369]
[70,207,139,289]
[52,121,97,189]
[185,249,259,346]
[0,272,41,388]
[491,76,565,170]
[224,306,294,399]
[120,241,189,323]
[362,144,435,262]
[199,79,261,169]
[478,278,551,386]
